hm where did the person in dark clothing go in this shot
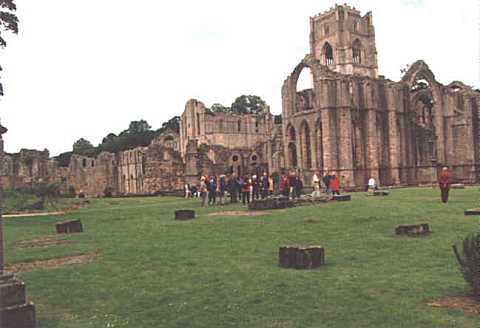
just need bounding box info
[218,175,227,205]
[240,177,251,205]
[295,177,303,197]
[208,176,217,205]
[252,175,260,200]
[260,172,269,199]
[280,174,289,197]
[323,173,332,194]
[227,175,237,203]
[438,166,452,203]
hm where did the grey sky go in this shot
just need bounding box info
[1,0,478,156]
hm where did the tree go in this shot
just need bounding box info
[124,120,152,134]
[210,103,230,114]
[157,116,180,134]
[72,138,96,157]
[0,0,18,96]
[231,95,268,115]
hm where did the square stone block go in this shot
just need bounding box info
[0,279,26,308]
[0,302,36,328]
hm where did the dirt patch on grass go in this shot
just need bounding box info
[427,295,480,314]
[208,210,273,217]
[6,252,100,273]
[15,235,73,249]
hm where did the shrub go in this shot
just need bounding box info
[453,232,480,297]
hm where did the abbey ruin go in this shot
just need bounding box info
[2,4,479,196]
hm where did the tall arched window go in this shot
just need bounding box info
[323,42,334,65]
[237,120,241,132]
[352,39,362,64]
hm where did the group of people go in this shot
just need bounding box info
[184,166,457,206]
[185,173,274,207]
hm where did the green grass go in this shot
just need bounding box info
[4,188,480,328]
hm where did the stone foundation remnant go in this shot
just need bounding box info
[332,194,351,201]
[374,190,390,196]
[248,197,295,211]
[464,209,480,216]
[395,224,430,236]
[295,195,329,206]
[0,272,36,328]
[174,210,196,220]
[56,219,83,234]
[279,246,325,269]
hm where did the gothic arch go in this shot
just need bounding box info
[352,39,362,64]
[299,120,312,169]
[323,42,334,66]
[286,124,296,142]
[287,142,298,168]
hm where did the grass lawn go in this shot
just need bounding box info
[4,187,480,328]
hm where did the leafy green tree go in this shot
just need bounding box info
[210,103,230,114]
[124,120,151,135]
[0,0,18,96]
[157,116,180,134]
[231,95,268,115]
[72,138,96,157]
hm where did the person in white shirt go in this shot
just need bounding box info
[312,172,321,197]
[368,177,376,192]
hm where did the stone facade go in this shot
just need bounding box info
[282,4,480,188]
[1,3,479,194]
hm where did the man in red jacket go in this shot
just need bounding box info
[438,166,452,203]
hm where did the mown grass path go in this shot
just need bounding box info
[4,188,480,328]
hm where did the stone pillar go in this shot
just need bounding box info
[364,82,380,182]
[336,80,354,187]
[0,124,36,328]
[319,79,338,172]
[386,86,401,185]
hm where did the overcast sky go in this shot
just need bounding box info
[0,0,478,156]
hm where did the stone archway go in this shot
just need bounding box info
[300,121,312,169]
[288,143,298,168]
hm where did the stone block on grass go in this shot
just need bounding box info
[395,224,430,236]
[56,219,83,234]
[279,246,325,269]
[175,210,195,220]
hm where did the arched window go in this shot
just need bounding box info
[300,122,312,169]
[287,125,296,141]
[324,24,330,36]
[237,120,241,132]
[219,119,224,132]
[323,42,334,65]
[82,158,87,168]
[352,39,362,64]
[288,143,298,168]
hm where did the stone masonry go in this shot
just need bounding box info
[1,3,479,194]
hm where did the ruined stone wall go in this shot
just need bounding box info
[1,149,56,188]
[64,152,117,197]
[282,55,480,188]
[180,99,274,157]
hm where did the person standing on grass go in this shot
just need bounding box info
[438,166,452,203]
[260,172,269,199]
[184,183,191,198]
[252,175,260,200]
[323,172,331,195]
[368,177,376,193]
[241,176,251,205]
[330,174,340,197]
[280,174,289,197]
[312,171,321,197]
[218,174,227,205]
[199,176,208,207]
[208,176,217,205]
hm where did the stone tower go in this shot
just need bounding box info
[309,4,378,78]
